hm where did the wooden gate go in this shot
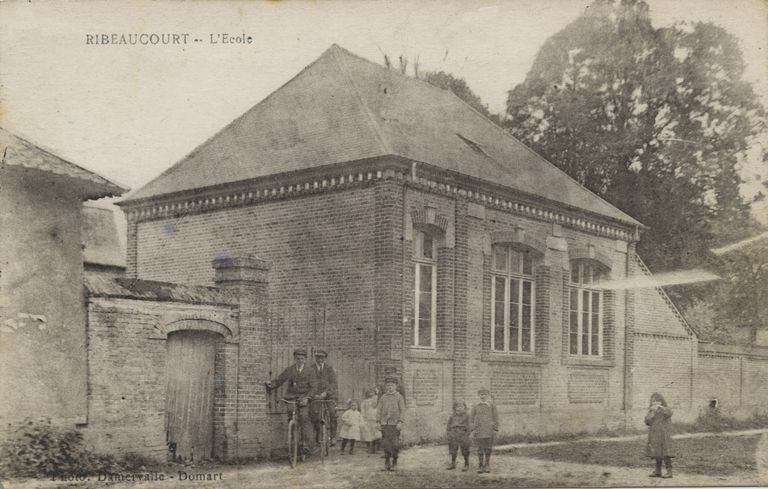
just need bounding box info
[165,330,220,461]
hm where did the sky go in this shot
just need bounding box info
[1,0,766,223]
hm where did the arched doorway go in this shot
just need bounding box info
[165,329,222,461]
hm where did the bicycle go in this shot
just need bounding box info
[312,399,335,464]
[282,398,309,468]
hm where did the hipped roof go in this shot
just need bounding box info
[124,45,640,227]
[1,127,126,200]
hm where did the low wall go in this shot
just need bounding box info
[694,343,768,418]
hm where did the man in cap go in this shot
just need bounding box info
[308,349,339,446]
[265,348,315,451]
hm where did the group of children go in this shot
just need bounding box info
[338,382,674,478]
[337,381,498,473]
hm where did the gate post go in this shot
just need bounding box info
[213,256,271,459]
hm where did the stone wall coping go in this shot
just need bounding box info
[698,341,768,358]
[85,275,238,306]
[406,348,455,361]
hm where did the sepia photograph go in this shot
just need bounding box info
[1,1,767,487]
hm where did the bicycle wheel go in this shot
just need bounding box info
[287,419,298,468]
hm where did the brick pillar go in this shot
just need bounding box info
[213,256,271,458]
[452,200,470,402]
[126,215,138,278]
[373,178,405,382]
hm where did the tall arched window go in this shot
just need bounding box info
[568,261,604,356]
[491,245,536,353]
[413,229,437,348]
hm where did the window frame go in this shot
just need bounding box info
[490,245,536,354]
[413,229,437,349]
[567,261,604,357]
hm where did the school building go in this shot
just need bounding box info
[2,45,767,463]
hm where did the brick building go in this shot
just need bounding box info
[117,45,768,449]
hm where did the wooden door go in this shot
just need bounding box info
[165,330,219,461]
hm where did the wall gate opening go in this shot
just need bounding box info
[165,329,222,461]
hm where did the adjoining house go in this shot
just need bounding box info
[0,127,125,426]
[82,204,127,277]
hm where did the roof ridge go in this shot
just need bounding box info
[329,45,391,155]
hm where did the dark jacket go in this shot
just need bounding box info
[645,406,675,458]
[269,363,313,400]
[308,363,338,400]
[470,402,499,438]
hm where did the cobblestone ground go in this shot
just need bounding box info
[4,440,765,489]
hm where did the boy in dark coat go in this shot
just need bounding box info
[446,400,471,471]
[377,377,405,471]
[470,388,499,473]
[645,392,675,478]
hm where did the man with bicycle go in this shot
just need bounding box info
[265,348,315,452]
[308,350,339,447]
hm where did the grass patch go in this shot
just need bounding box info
[508,434,760,476]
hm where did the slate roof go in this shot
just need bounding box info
[1,127,126,200]
[82,205,126,269]
[124,45,640,226]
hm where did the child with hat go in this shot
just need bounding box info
[377,376,406,471]
[470,388,499,473]
[445,400,471,471]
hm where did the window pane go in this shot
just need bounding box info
[423,233,433,259]
[509,279,519,351]
[593,269,602,284]
[494,247,507,273]
[419,318,431,346]
[494,277,505,302]
[509,250,521,275]
[494,327,505,351]
[522,251,533,275]
[583,264,592,285]
[522,303,531,352]
[569,289,579,313]
[570,333,579,354]
[570,264,580,283]
[522,281,532,305]
[419,292,432,318]
[419,265,433,291]
[591,333,599,355]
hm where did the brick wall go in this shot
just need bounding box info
[694,343,768,418]
[132,185,378,357]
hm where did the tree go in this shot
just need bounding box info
[504,0,766,307]
[421,71,499,122]
[382,53,500,123]
[710,234,768,345]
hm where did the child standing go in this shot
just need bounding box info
[470,388,499,474]
[645,392,674,478]
[360,388,382,453]
[446,400,471,471]
[377,377,406,471]
[339,399,362,455]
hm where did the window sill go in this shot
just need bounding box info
[481,352,548,365]
[407,348,454,360]
[561,356,614,368]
